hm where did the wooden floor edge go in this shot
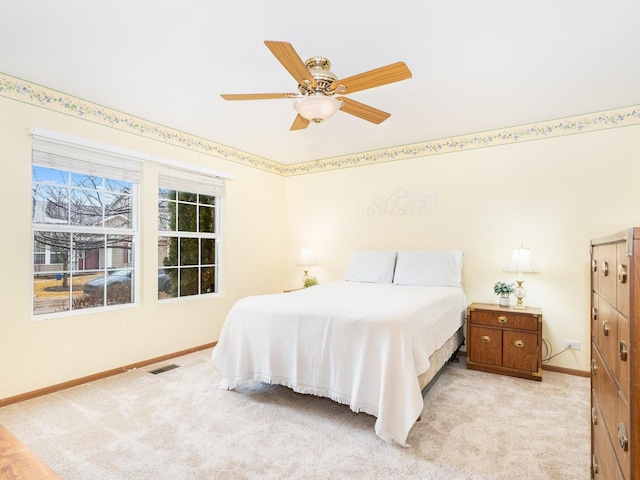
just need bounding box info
[542,364,590,377]
[0,342,217,408]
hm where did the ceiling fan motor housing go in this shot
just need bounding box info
[298,56,339,96]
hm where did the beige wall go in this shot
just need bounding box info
[2,89,639,400]
[0,97,284,399]
[283,126,640,372]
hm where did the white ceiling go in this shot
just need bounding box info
[2,1,639,165]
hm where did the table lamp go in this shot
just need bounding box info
[296,246,316,284]
[504,244,538,309]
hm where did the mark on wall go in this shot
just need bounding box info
[368,187,438,216]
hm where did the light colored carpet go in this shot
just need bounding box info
[0,349,590,480]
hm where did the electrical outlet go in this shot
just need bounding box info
[564,340,581,350]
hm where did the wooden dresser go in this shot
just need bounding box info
[0,424,61,479]
[590,229,639,479]
[466,302,543,381]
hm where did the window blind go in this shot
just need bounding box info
[32,134,143,183]
[158,165,225,198]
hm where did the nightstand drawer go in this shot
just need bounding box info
[469,310,538,331]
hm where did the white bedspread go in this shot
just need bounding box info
[211,281,466,446]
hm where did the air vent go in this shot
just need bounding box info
[149,364,180,375]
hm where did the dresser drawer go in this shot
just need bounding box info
[469,310,538,331]
[592,390,625,479]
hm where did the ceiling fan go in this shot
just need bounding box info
[220,41,412,131]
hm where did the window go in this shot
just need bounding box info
[31,131,141,316]
[158,167,224,299]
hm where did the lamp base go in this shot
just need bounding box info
[513,281,527,310]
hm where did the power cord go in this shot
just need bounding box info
[541,338,574,363]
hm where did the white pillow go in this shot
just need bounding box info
[393,250,463,287]
[345,250,397,283]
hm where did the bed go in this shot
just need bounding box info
[211,249,467,446]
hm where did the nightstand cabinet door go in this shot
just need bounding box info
[503,330,538,372]
[468,326,502,366]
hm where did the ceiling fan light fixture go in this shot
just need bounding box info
[294,94,341,123]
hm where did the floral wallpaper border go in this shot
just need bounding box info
[2,72,639,177]
[288,106,640,176]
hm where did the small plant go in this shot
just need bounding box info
[304,276,318,288]
[493,281,515,298]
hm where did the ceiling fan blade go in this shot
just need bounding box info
[331,62,412,95]
[290,114,310,131]
[264,41,317,89]
[220,93,299,101]
[337,97,391,124]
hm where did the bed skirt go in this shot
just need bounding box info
[418,325,464,393]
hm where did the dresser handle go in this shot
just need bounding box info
[601,261,609,276]
[592,454,599,474]
[591,407,597,425]
[619,341,628,361]
[591,359,597,375]
[514,339,525,348]
[480,335,491,343]
[591,259,597,272]
[617,264,627,283]
[591,307,597,321]
[602,321,609,336]
[497,316,508,324]
[618,423,628,451]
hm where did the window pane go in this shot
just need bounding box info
[199,205,215,233]
[160,267,177,299]
[105,178,131,193]
[33,272,70,315]
[179,238,199,266]
[107,235,133,269]
[201,238,216,265]
[73,234,105,271]
[70,188,103,226]
[32,166,68,185]
[201,266,216,294]
[73,271,105,311]
[33,186,69,224]
[106,269,133,305]
[104,192,132,228]
[159,188,176,201]
[177,191,197,202]
[159,236,177,267]
[158,268,173,298]
[177,203,197,232]
[72,172,102,189]
[199,194,215,205]
[158,198,173,231]
[33,232,70,271]
[180,267,199,296]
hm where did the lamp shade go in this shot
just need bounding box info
[297,247,316,267]
[504,246,538,273]
[293,95,341,123]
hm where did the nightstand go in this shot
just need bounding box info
[466,302,543,381]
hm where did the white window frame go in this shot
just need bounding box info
[158,165,224,301]
[31,129,142,319]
